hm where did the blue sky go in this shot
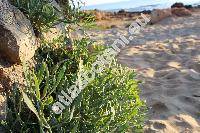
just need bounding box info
[82,0,200,10]
[82,0,129,6]
[83,0,200,6]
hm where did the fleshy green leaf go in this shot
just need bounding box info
[22,91,40,121]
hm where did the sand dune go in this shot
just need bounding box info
[89,12,200,132]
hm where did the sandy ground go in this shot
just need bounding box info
[88,12,200,132]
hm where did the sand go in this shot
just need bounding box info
[88,11,200,132]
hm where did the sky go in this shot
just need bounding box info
[83,0,200,6]
[82,0,200,10]
[82,0,129,6]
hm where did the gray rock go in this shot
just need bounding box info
[0,0,36,63]
[150,9,172,24]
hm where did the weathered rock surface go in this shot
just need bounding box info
[171,7,192,17]
[93,10,109,21]
[150,9,172,24]
[0,0,36,64]
[171,2,184,8]
[0,1,37,127]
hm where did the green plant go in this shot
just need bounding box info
[2,1,146,132]
[9,0,95,36]
[2,36,146,132]
[2,58,146,132]
[9,0,61,35]
[77,65,146,132]
[56,0,95,24]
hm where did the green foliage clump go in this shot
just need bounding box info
[1,40,146,132]
[9,0,61,34]
[2,0,146,132]
[78,66,146,132]
[9,0,94,35]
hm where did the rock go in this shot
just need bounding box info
[0,0,36,64]
[141,10,152,14]
[93,10,109,21]
[110,25,118,28]
[171,2,184,8]
[171,7,192,17]
[0,71,11,92]
[187,69,200,80]
[184,5,193,10]
[150,9,172,24]
[0,57,24,92]
[144,120,178,133]
[117,10,130,17]
[94,11,103,20]
[118,9,126,14]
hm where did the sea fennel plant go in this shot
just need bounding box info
[2,58,146,132]
[2,0,146,132]
[2,37,146,132]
